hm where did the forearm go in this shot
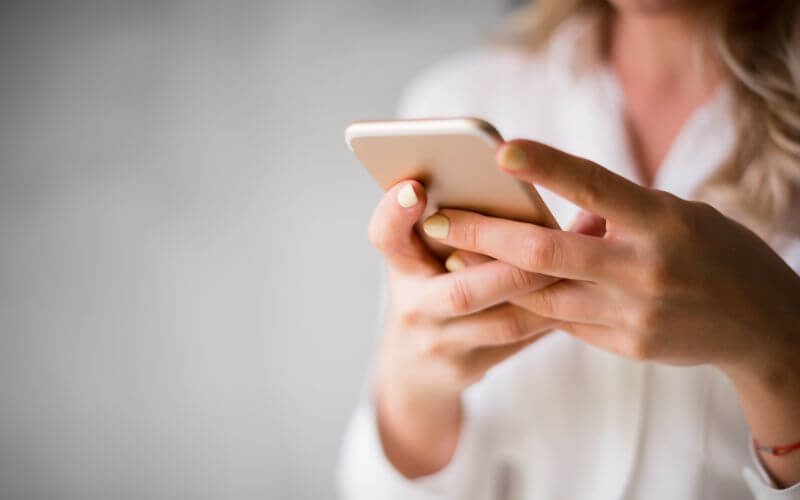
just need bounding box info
[375,381,463,478]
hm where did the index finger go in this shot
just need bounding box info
[422,209,628,283]
[497,140,658,227]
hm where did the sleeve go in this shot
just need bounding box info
[336,396,496,500]
[335,267,500,500]
[742,437,800,499]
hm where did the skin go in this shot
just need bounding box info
[370,0,800,488]
[370,181,563,477]
[609,3,723,183]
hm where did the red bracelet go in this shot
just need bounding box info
[754,438,800,457]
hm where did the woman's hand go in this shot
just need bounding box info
[368,180,561,478]
[422,139,800,486]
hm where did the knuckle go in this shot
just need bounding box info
[637,196,709,295]
[673,202,702,235]
[522,232,559,271]
[639,252,671,296]
[655,193,700,239]
[637,237,682,297]
[508,266,538,292]
[395,306,423,329]
[416,334,447,358]
[645,188,678,221]
[528,287,556,317]
[650,190,676,212]
[692,200,721,219]
[636,246,674,296]
[445,277,474,315]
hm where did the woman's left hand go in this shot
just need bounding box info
[422,139,800,485]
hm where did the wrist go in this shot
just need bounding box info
[718,288,800,388]
[374,378,463,478]
[376,376,462,431]
[719,311,800,487]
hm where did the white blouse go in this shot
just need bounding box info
[338,17,800,500]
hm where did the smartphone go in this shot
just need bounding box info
[345,117,558,257]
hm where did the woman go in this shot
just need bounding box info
[339,1,800,498]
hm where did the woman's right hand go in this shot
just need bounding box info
[369,180,560,478]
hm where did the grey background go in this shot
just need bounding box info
[0,1,506,499]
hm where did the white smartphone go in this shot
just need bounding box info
[346,117,558,256]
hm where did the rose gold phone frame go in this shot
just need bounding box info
[346,118,559,256]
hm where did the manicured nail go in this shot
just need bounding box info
[498,144,528,171]
[423,214,450,239]
[445,253,465,272]
[396,183,418,208]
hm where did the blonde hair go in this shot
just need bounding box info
[502,0,800,236]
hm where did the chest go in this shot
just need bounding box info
[479,63,736,228]
[622,84,718,185]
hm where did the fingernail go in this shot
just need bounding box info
[396,183,418,208]
[444,253,465,272]
[499,144,528,171]
[423,214,449,239]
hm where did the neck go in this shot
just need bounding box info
[609,9,720,92]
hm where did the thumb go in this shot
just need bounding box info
[368,181,441,276]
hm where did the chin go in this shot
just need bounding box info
[606,0,689,14]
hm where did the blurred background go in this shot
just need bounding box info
[0,1,510,498]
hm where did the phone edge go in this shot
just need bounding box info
[344,117,502,151]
